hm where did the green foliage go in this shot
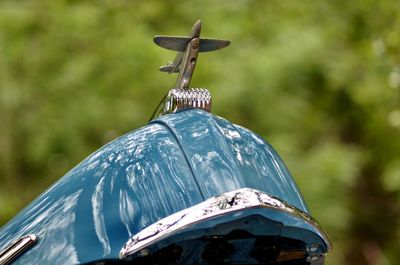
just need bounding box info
[1,1,399,264]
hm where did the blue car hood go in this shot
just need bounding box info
[0,109,329,264]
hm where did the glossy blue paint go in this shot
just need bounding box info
[0,109,327,264]
[153,110,308,211]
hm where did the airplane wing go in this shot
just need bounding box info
[154,36,230,52]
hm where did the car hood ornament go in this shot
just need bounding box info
[150,20,230,119]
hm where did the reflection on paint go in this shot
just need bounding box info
[154,109,308,212]
[92,176,111,256]
[5,190,83,264]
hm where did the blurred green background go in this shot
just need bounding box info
[1,0,399,264]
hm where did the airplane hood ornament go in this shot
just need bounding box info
[150,20,230,119]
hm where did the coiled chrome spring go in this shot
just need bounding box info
[163,88,212,114]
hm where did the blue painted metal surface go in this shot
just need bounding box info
[0,109,327,264]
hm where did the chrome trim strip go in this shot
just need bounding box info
[0,234,38,265]
[308,255,326,265]
[120,188,331,259]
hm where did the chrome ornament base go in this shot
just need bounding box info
[163,88,212,114]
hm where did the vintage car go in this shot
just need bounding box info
[0,21,331,265]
